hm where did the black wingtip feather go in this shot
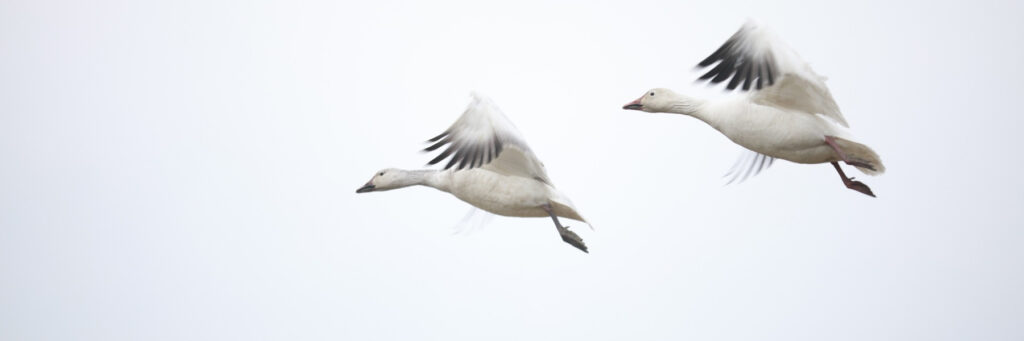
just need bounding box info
[427,145,454,166]
[457,159,468,170]
[709,56,737,83]
[483,145,492,165]
[694,26,783,93]
[698,68,718,81]
[426,134,508,172]
[427,131,449,143]
[443,148,464,170]
[697,40,734,67]
[741,62,754,90]
[423,136,449,152]
[755,63,764,90]
[471,145,483,168]
[726,69,743,90]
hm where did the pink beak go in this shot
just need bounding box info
[622,97,643,110]
[355,179,375,193]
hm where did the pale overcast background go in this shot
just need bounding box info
[2,0,1022,340]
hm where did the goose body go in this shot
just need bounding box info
[699,97,843,164]
[447,168,552,217]
[412,168,582,220]
[624,20,884,195]
[357,93,589,252]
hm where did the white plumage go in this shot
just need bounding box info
[357,93,590,252]
[624,20,884,196]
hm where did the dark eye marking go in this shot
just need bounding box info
[650,92,655,96]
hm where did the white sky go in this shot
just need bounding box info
[2,0,1023,340]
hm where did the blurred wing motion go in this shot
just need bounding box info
[451,207,496,236]
[696,20,849,127]
[724,149,775,184]
[423,93,551,184]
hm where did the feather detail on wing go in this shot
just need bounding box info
[451,207,496,236]
[696,20,849,127]
[724,148,776,184]
[423,92,551,184]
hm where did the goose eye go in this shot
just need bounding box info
[650,92,655,96]
[379,172,385,176]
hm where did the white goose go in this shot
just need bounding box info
[623,21,885,196]
[356,93,590,252]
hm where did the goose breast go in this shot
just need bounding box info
[448,169,551,218]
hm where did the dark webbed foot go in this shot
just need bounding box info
[844,178,876,197]
[542,203,589,253]
[832,162,876,197]
[557,226,588,253]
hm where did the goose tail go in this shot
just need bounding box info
[833,137,885,175]
[549,194,593,230]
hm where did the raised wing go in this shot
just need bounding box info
[724,148,775,184]
[423,93,551,183]
[696,20,849,127]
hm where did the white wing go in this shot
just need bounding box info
[451,207,496,236]
[423,92,551,184]
[696,20,849,127]
[723,148,775,185]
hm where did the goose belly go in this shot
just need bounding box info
[719,108,837,164]
[448,170,550,218]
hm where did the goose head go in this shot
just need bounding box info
[355,168,402,193]
[622,88,680,113]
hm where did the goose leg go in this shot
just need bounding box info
[824,136,875,170]
[541,204,588,253]
[831,162,875,197]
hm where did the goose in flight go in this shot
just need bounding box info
[623,21,885,197]
[356,93,590,252]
